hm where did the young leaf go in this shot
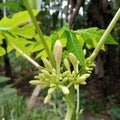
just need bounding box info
[66,31,85,65]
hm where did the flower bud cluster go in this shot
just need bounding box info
[30,40,94,103]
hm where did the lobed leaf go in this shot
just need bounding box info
[0,10,39,28]
[66,31,85,65]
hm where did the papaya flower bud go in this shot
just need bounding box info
[34,74,45,79]
[62,77,68,83]
[80,81,86,85]
[59,85,70,95]
[62,71,71,78]
[82,73,90,78]
[79,109,84,114]
[77,76,86,83]
[48,87,56,95]
[53,40,62,67]
[29,80,41,85]
[43,58,53,72]
[64,58,70,70]
[83,49,86,55]
[44,94,52,104]
[41,70,51,78]
[69,53,79,73]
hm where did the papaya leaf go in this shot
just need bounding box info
[4,32,34,56]
[10,23,36,39]
[0,47,6,56]
[0,32,4,44]
[74,27,118,49]
[0,10,39,28]
[66,31,85,65]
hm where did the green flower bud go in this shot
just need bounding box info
[69,53,78,67]
[88,71,92,73]
[83,49,86,55]
[52,68,56,74]
[79,109,83,114]
[59,85,70,95]
[29,80,41,85]
[51,73,57,81]
[77,76,86,82]
[50,83,56,87]
[41,70,51,78]
[43,58,53,72]
[80,81,87,85]
[48,87,56,95]
[62,71,70,78]
[82,73,90,78]
[53,40,62,66]
[69,53,79,72]
[85,67,90,71]
[34,74,45,79]
[90,63,96,67]
[44,94,52,103]
[64,58,70,70]
[62,77,68,83]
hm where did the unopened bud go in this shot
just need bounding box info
[62,71,70,78]
[48,87,56,94]
[43,58,52,72]
[41,70,51,77]
[79,109,83,114]
[59,85,70,95]
[34,74,45,79]
[77,76,86,83]
[83,73,90,78]
[69,53,79,72]
[69,53,78,66]
[44,94,52,103]
[64,58,70,70]
[53,40,62,66]
[29,80,41,85]
[62,77,68,83]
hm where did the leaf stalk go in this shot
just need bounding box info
[24,0,55,67]
[87,8,120,63]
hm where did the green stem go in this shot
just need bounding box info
[76,85,80,120]
[24,0,55,67]
[87,8,120,63]
[65,86,75,120]
[9,41,43,69]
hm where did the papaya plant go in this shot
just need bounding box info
[0,0,120,119]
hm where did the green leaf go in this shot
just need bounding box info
[0,10,39,28]
[0,32,4,44]
[75,27,118,49]
[0,47,6,56]
[4,33,34,56]
[66,31,85,65]
[10,23,36,39]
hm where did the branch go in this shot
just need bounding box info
[68,0,84,29]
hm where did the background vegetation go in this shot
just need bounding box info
[0,0,120,120]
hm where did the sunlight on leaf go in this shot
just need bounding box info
[0,10,39,28]
[0,47,6,56]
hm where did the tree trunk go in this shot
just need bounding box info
[68,0,85,29]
